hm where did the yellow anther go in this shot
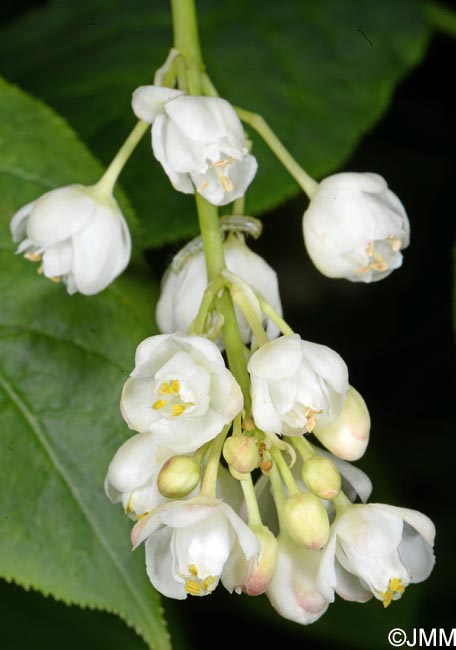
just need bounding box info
[220,175,234,192]
[306,416,316,432]
[390,237,401,252]
[50,275,62,283]
[202,576,217,591]
[172,404,186,417]
[137,511,150,520]
[389,577,405,593]
[37,265,44,275]
[197,181,210,193]
[366,240,374,256]
[188,564,198,577]
[125,499,133,515]
[160,382,170,394]
[24,251,42,262]
[170,380,180,394]
[213,158,229,167]
[380,590,393,608]
[355,266,371,274]
[184,579,202,596]
[371,261,389,272]
[152,399,167,410]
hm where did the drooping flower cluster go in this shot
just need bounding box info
[9,39,434,630]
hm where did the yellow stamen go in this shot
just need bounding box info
[37,265,44,275]
[391,238,401,252]
[212,158,229,167]
[202,576,217,591]
[220,175,234,192]
[380,590,393,608]
[371,261,388,272]
[24,251,42,262]
[170,380,180,394]
[366,241,374,256]
[50,275,61,283]
[152,399,167,410]
[355,266,371,274]
[197,181,209,193]
[160,382,170,394]
[389,577,405,593]
[185,579,202,596]
[306,416,316,432]
[172,404,186,417]
[188,564,198,577]
[137,511,150,520]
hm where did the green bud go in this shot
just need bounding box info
[157,455,201,498]
[283,492,330,549]
[302,455,341,499]
[223,435,259,474]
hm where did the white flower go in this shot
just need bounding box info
[302,172,410,282]
[156,235,282,344]
[317,503,436,606]
[266,534,330,625]
[132,85,257,206]
[120,334,243,454]
[10,184,131,295]
[130,497,260,599]
[104,432,175,518]
[248,334,349,436]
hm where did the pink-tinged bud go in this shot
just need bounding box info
[313,385,370,461]
[302,455,341,500]
[243,525,279,596]
[157,455,201,498]
[283,493,330,549]
[223,435,260,474]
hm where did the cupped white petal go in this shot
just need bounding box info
[398,523,435,583]
[131,85,184,123]
[248,334,303,380]
[164,95,232,144]
[105,432,163,493]
[10,200,36,241]
[151,114,195,194]
[41,240,74,278]
[145,527,187,599]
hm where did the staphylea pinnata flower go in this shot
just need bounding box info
[316,503,435,607]
[302,172,410,283]
[247,334,349,437]
[130,496,260,599]
[120,333,243,454]
[10,184,131,295]
[156,234,282,345]
[132,85,257,206]
[104,432,177,518]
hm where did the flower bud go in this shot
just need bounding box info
[243,525,279,596]
[313,386,370,461]
[223,435,260,474]
[157,455,201,498]
[302,455,341,500]
[283,493,330,549]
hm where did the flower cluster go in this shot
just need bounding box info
[10,40,434,629]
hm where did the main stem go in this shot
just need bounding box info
[171,0,251,409]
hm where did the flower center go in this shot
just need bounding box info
[151,379,194,417]
[184,564,217,596]
[355,236,402,275]
[197,157,235,194]
[379,577,406,608]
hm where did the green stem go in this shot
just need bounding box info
[228,280,270,347]
[332,490,352,516]
[94,120,149,195]
[240,474,262,527]
[170,0,204,94]
[271,447,300,496]
[195,195,252,408]
[269,463,286,530]
[291,435,315,462]
[234,107,319,199]
[257,295,295,336]
[200,426,229,497]
[189,274,226,334]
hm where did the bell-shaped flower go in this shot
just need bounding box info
[266,533,330,624]
[302,172,410,283]
[130,497,260,599]
[10,184,131,294]
[105,432,175,518]
[316,503,436,606]
[156,235,282,344]
[132,85,257,206]
[247,334,349,436]
[120,333,243,454]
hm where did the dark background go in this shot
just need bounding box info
[1,2,454,648]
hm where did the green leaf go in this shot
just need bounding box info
[0,77,170,650]
[0,0,430,247]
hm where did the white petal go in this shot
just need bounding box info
[300,340,348,395]
[10,200,36,241]
[106,432,162,493]
[220,502,260,560]
[398,523,435,583]
[151,114,195,194]
[131,85,184,123]
[152,408,227,454]
[71,203,130,294]
[250,377,283,434]
[334,561,372,602]
[248,334,303,380]
[165,96,230,144]
[369,504,435,546]
[145,527,187,599]
[163,119,207,173]
[120,377,160,433]
[158,500,217,528]
[41,241,74,278]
